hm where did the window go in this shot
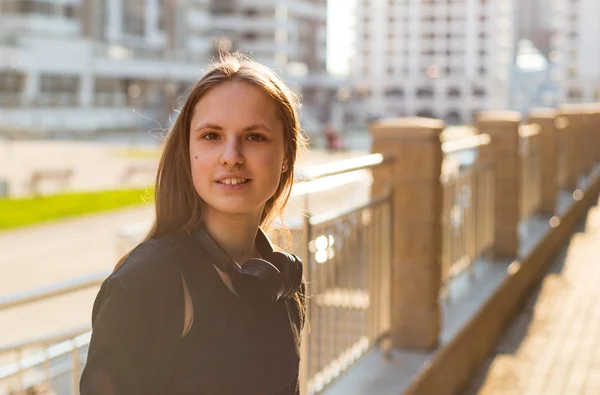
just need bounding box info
[385,87,404,97]
[0,72,25,93]
[211,0,235,14]
[416,108,436,118]
[38,74,80,106]
[123,0,145,36]
[446,110,462,124]
[94,78,127,106]
[448,87,461,98]
[244,8,258,17]
[568,87,582,99]
[242,32,258,40]
[416,87,435,98]
[64,5,76,18]
[473,86,486,97]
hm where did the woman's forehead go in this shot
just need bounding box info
[191,81,283,130]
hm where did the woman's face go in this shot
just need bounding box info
[189,80,287,222]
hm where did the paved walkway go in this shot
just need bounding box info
[465,195,600,395]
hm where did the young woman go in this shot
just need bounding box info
[80,53,307,395]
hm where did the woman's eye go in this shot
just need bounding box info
[248,134,266,142]
[202,132,219,140]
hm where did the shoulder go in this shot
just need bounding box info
[104,232,190,299]
[91,233,192,325]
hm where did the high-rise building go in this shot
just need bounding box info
[549,0,600,104]
[208,0,340,127]
[517,0,552,57]
[352,0,517,125]
[0,0,338,137]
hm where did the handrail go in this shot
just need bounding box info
[0,325,91,355]
[295,153,394,182]
[519,123,541,138]
[0,326,91,386]
[0,270,109,311]
[441,133,491,154]
[441,125,477,142]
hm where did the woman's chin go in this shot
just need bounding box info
[208,202,264,218]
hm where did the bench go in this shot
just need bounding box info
[119,164,156,185]
[27,168,74,196]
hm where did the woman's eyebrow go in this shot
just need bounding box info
[243,123,272,133]
[194,123,222,132]
[193,123,272,133]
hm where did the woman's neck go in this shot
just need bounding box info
[202,211,262,264]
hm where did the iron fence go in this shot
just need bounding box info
[439,134,495,298]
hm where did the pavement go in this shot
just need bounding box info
[464,195,600,395]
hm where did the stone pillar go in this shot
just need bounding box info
[578,109,593,174]
[475,111,521,259]
[584,108,599,172]
[370,117,444,350]
[557,107,585,189]
[594,109,600,165]
[528,109,557,214]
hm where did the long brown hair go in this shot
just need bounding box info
[115,53,307,293]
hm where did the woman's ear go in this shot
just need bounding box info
[282,160,289,173]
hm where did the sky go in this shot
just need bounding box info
[327,0,357,76]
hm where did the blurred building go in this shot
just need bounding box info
[510,40,555,113]
[517,0,552,57]
[548,0,600,104]
[206,0,343,131]
[351,0,517,125]
[0,0,340,137]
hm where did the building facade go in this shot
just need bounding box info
[0,0,337,137]
[352,0,517,125]
[549,0,600,104]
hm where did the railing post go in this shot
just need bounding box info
[528,109,557,214]
[557,107,585,189]
[369,117,444,350]
[475,111,522,259]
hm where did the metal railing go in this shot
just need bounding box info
[0,327,90,395]
[520,124,543,220]
[439,133,495,297]
[301,195,392,394]
[1,154,395,395]
[0,272,108,311]
[271,154,394,394]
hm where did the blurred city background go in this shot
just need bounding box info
[1,0,600,394]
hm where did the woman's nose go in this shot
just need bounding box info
[220,138,244,167]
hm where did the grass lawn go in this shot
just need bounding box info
[0,188,153,231]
